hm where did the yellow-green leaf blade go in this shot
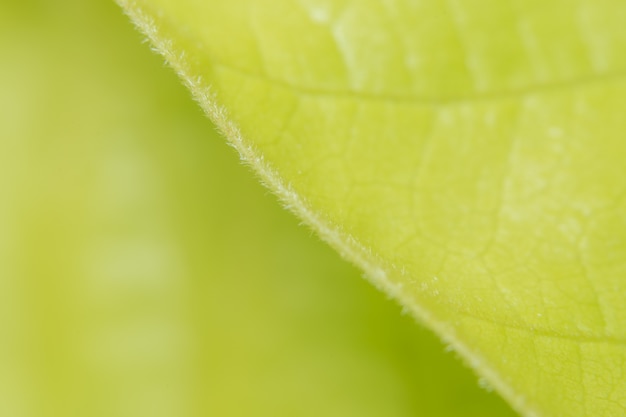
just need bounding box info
[118,1,626,416]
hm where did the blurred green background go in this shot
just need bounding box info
[0,1,516,416]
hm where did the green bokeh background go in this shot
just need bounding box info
[0,1,516,416]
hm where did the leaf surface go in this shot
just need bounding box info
[118,1,626,416]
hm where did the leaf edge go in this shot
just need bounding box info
[114,2,541,416]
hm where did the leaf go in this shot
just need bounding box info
[117,0,626,416]
[0,1,515,416]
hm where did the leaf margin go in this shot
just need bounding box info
[114,2,544,415]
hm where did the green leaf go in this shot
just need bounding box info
[0,1,515,416]
[117,0,626,416]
